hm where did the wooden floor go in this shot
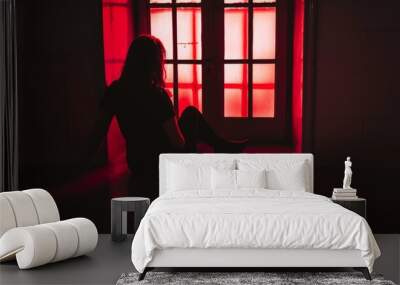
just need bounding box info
[0,234,398,285]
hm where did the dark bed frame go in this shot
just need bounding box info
[138,267,372,281]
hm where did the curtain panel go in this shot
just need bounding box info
[0,0,18,192]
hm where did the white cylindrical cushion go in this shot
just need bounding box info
[42,221,79,263]
[0,218,97,269]
[0,195,17,237]
[1,191,39,227]
[0,226,57,269]
[65,218,98,257]
[23,189,60,224]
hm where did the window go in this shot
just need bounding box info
[107,0,292,143]
[224,2,276,118]
[149,0,202,116]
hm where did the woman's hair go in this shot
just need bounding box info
[120,35,166,88]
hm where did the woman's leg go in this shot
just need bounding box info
[178,106,247,152]
[178,106,218,151]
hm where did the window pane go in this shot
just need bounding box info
[177,8,202,60]
[178,64,202,115]
[165,64,174,102]
[225,8,248,59]
[253,64,275,117]
[253,7,276,59]
[150,8,173,59]
[253,63,274,84]
[224,64,248,117]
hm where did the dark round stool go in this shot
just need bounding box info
[111,197,150,242]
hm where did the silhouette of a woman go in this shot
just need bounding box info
[92,35,245,200]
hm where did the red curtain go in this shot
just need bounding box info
[102,0,133,170]
[292,0,304,152]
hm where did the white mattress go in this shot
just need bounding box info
[131,190,380,273]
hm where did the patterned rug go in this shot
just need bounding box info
[116,271,396,285]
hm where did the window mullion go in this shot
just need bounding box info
[248,0,254,118]
[172,0,179,114]
[202,0,223,121]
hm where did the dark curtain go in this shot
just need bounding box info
[0,0,18,192]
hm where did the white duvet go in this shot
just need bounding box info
[131,190,380,273]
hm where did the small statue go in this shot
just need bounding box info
[343,156,353,189]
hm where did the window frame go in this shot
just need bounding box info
[133,0,293,143]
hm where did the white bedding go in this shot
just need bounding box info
[131,190,380,273]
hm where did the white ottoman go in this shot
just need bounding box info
[0,189,98,269]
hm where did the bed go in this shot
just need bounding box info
[131,153,380,280]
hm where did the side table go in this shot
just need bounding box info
[111,197,150,242]
[331,197,367,219]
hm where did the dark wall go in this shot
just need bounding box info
[311,0,400,233]
[16,0,108,229]
[17,0,105,185]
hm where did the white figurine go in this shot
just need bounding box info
[343,156,353,189]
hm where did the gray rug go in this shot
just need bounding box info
[116,272,396,285]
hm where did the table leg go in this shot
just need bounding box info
[111,202,126,242]
[122,210,127,236]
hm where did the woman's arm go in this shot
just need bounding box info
[163,116,186,150]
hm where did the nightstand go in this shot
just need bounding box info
[331,198,367,219]
[111,197,150,242]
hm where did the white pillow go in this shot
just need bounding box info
[211,168,236,190]
[167,162,211,191]
[267,163,307,191]
[166,159,236,192]
[236,169,267,189]
[237,159,308,191]
[211,168,268,190]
